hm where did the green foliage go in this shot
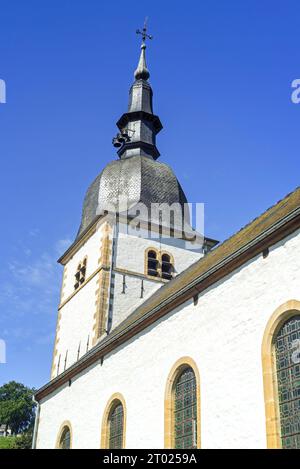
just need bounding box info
[0,381,36,435]
[11,432,33,449]
[0,436,17,449]
[0,433,33,449]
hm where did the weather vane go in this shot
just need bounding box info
[136,17,153,43]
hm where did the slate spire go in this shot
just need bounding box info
[134,42,150,81]
[114,23,162,160]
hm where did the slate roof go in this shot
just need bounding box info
[76,155,189,238]
[35,186,300,400]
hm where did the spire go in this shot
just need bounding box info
[134,43,150,81]
[135,17,152,81]
[112,20,162,160]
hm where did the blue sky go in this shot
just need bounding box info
[0,0,299,389]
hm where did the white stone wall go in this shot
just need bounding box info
[52,221,109,377]
[40,228,300,449]
[110,231,201,328]
[115,230,202,276]
[54,222,201,375]
[52,276,99,376]
[110,273,162,329]
[61,227,104,301]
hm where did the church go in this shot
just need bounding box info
[33,31,300,449]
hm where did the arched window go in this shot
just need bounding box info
[147,250,159,277]
[57,424,71,449]
[108,401,124,449]
[174,367,197,449]
[74,258,87,290]
[101,394,126,449]
[262,300,300,448]
[274,315,300,449]
[146,249,174,280]
[165,357,200,448]
[161,253,173,280]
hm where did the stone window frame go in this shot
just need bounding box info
[101,392,126,449]
[145,247,175,280]
[55,420,73,449]
[164,357,201,449]
[262,299,300,449]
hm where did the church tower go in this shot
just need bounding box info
[51,32,217,379]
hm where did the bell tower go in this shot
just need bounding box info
[50,27,218,379]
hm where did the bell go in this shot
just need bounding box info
[117,134,126,144]
[112,137,122,148]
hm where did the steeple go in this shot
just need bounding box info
[113,21,162,160]
[77,22,192,238]
[134,43,150,81]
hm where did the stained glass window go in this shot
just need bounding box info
[59,426,71,449]
[108,402,124,449]
[174,367,197,449]
[274,315,300,449]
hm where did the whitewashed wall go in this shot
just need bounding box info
[115,230,202,275]
[111,231,201,328]
[61,226,104,300]
[54,222,201,375]
[52,222,108,377]
[39,228,300,449]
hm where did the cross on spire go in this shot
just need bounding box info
[136,17,153,44]
[134,18,152,81]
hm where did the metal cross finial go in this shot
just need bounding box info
[136,17,153,43]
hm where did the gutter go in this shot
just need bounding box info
[31,396,40,449]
